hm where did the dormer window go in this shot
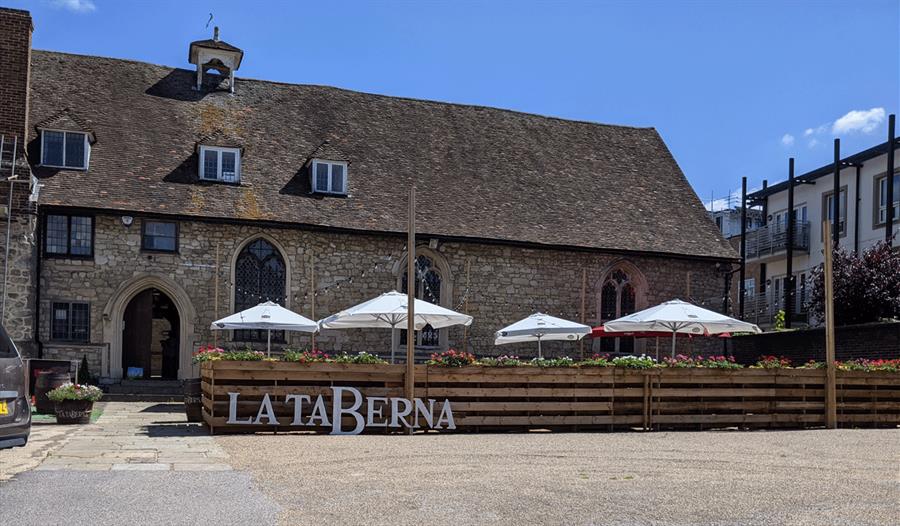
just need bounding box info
[41,130,89,170]
[311,159,347,195]
[199,145,240,183]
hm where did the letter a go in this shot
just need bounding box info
[253,393,281,425]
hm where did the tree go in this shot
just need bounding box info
[77,355,93,385]
[807,240,900,325]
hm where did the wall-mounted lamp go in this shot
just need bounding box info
[121,215,134,226]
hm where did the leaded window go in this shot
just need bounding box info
[234,239,286,342]
[45,214,93,257]
[400,255,442,347]
[51,302,90,342]
[599,269,635,354]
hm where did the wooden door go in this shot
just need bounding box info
[123,289,153,379]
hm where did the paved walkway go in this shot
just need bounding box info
[33,401,232,472]
[0,401,278,526]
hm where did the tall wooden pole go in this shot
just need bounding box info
[579,269,586,360]
[823,220,837,429]
[405,187,416,404]
[213,242,220,347]
[310,249,316,351]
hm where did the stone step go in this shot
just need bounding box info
[105,379,184,396]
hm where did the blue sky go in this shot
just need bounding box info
[11,0,899,208]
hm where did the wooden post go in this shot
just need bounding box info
[823,220,837,429]
[579,269,587,360]
[213,242,220,347]
[405,187,416,405]
[310,249,316,351]
[462,258,471,352]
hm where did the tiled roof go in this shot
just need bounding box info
[28,50,736,260]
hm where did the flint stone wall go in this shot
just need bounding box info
[40,214,726,378]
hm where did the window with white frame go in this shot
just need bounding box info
[199,145,241,182]
[824,189,847,236]
[877,173,899,225]
[41,130,89,169]
[310,159,347,195]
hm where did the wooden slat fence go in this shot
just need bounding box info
[200,361,900,434]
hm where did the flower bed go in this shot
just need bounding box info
[192,345,899,373]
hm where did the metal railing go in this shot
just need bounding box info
[745,221,810,260]
[742,291,809,326]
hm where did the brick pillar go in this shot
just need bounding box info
[0,8,36,355]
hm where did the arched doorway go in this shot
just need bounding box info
[122,288,180,380]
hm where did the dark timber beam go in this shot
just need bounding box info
[887,114,896,247]
[739,176,747,319]
[833,139,841,248]
[785,158,795,329]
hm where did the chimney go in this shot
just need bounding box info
[0,8,33,159]
[213,26,220,42]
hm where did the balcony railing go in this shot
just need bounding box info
[744,221,810,260]
[742,291,809,326]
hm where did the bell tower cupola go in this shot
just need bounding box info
[188,26,244,93]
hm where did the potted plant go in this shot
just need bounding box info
[47,382,103,425]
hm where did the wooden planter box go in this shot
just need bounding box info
[200,361,900,434]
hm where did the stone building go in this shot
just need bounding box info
[0,9,736,384]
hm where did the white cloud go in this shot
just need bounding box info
[808,138,819,149]
[781,133,795,147]
[832,107,885,135]
[803,128,815,137]
[50,0,96,13]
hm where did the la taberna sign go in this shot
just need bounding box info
[226,386,456,435]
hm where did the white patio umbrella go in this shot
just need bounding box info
[494,313,591,358]
[318,290,473,363]
[210,301,318,357]
[603,299,761,358]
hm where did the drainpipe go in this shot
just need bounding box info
[34,209,43,358]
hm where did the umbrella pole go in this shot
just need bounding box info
[267,329,271,358]
[391,327,396,364]
[537,336,543,359]
[670,331,676,359]
[655,337,659,362]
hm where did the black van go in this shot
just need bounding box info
[0,324,30,448]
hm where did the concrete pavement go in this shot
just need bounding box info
[0,401,279,526]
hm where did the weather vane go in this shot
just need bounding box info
[206,13,213,29]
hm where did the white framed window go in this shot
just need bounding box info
[310,159,347,195]
[199,145,241,182]
[40,129,89,169]
[877,173,899,225]
[824,189,847,236]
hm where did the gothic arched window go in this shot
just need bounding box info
[399,255,442,347]
[234,238,286,342]
[599,269,636,353]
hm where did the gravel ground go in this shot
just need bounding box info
[219,429,900,526]
[0,471,280,526]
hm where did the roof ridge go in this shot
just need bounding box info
[32,49,655,132]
